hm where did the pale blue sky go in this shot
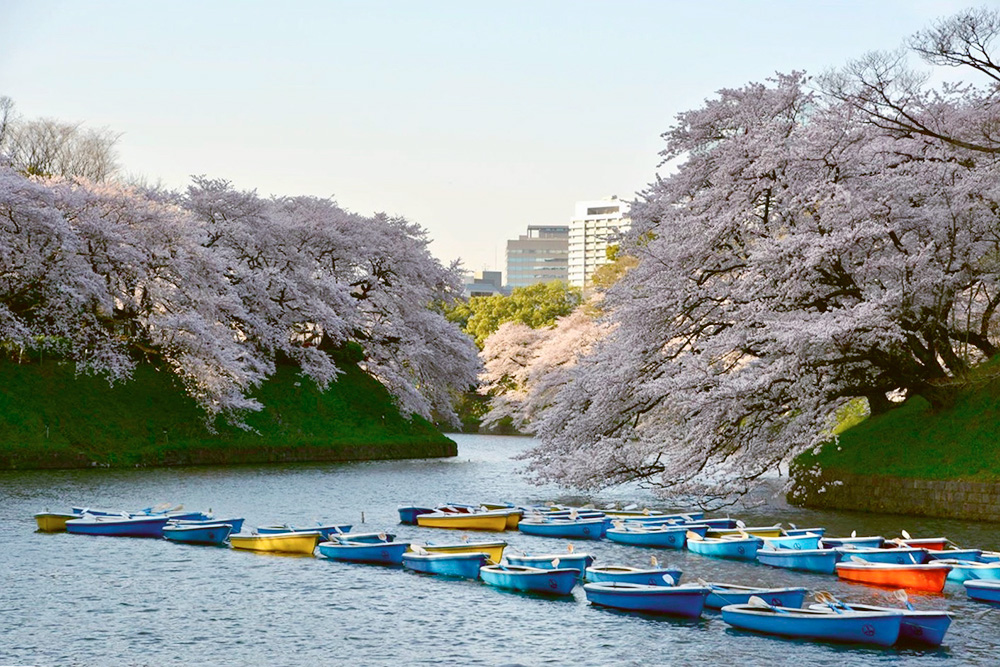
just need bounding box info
[0,1,978,273]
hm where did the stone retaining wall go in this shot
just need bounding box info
[788,471,1000,522]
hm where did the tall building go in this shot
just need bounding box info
[505,225,569,289]
[568,197,630,288]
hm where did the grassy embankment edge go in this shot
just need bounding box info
[791,367,1000,484]
[0,356,455,470]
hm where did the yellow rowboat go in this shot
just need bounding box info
[420,540,507,564]
[230,530,320,555]
[705,525,784,539]
[34,512,79,532]
[416,511,509,532]
[477,505,523,528]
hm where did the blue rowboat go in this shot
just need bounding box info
[584,583,709,618]
[398,506,435,525]
[505,553,595,576]
[605,525,687,549]
[66,514,172,538]
[328,531,396,544]
[702,583,808,610]
[820,535,884,549]
[71,506,211,521]
[585,565,682,586]
[317,539,410,564]
[925,548,983,562]
[257,523,352,540]
[760,533,822,551]
[170,517,245,534]
[518,518,607,540]
[162,523,232,546]
[686,535,762,561]
[757,548,839,574]
[625,520,710,538]
[402,551,488,578]
[980,551,1000,563]
[835,547,927,564]
[479,564,579,595]
[721,603,903,646]
[965,580,1000,603]
[933,559,1000,583]
[783,527,826,537]
[807,603,952,646]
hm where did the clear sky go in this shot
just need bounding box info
[0,0,978,274]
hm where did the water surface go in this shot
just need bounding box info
[2,434,997,666]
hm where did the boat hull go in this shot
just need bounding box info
[721,605,903,647]
[820,536,884,549]
[65,515,171,538]
[835,562,951,592]
[605,526,687,549]
[965,580,1000,603]
[934,559,1000,583]
[479,565,579,595]
[402,552,488,578]
[422,541,507,563]
[706,526,783,538]
[757,548,839,574]
[398,506,435,525]
[704,584,808,610]
[34,512,78,532]
[162,523,233,546]
[505,553,594,576]
[585,566,682,586]
[584,583,708,618]
[318,540,409,564]
[518,519,607,540]
[229,531,320,555]
[807,604,951,647]
[835,547,926,564]
[416,512,508,531]
[257,524,352,540]
[687,536,761,561]
[760,533,822,551]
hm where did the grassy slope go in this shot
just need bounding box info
[0,358,455,469]
[793,378,1000,482]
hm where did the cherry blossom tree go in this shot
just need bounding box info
[479,309,609,432]
[1,168,477,423]
[520,9,1000,500]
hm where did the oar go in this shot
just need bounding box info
[566,543,575,553]
[662,573,675,586]
[814,591,851,613]
[748,595,789,614]
[901,529,912,541]
[551,557,561,568]
[696,577,725,591]
[410,544,428,555]
[650,555,659,568]
[851,530,857,538]
[686,530,702,542]
[891,589,915,611]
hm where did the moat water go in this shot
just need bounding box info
[1,434,997,666]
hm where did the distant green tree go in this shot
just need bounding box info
[447,281,582,348]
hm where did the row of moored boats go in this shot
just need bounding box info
[34,501,1000,649]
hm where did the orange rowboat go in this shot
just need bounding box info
[835,561,952,592]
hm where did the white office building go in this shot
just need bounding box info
[568,197,630,288]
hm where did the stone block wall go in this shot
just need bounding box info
[788,471,1000,522]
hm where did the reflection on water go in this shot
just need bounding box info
[1,433,997,665]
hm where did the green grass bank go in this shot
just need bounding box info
[0,357,456,470]
[789,374,1000,520]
